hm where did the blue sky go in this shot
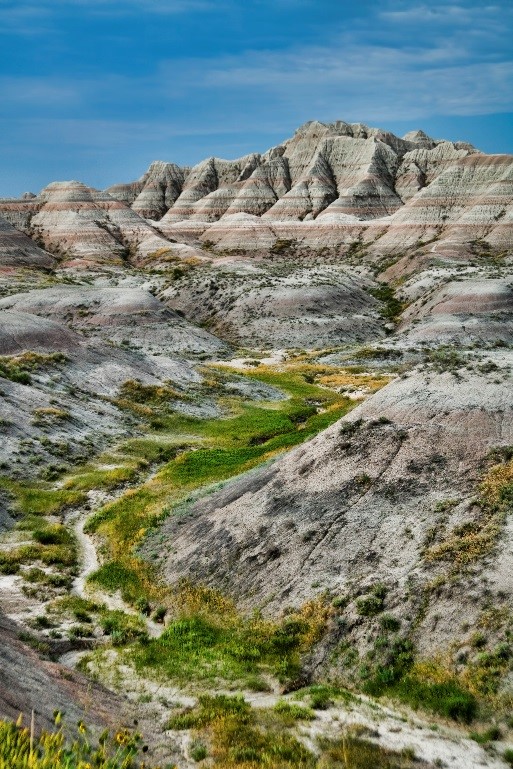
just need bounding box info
[1,0,512,196]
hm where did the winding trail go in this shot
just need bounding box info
[71,513,100,599]
[67,500,164,638]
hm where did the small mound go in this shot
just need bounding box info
[0,311,81,355]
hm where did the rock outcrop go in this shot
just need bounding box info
[369,152,513,256]
[397,278,513,345]
[0,181,178,268]
[92,121,486,249]
[3,120,511,263]
[107,160,188,219]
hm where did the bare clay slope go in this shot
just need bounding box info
[0,612,122,732]
[0,214,55,272]
[155,362,513,663]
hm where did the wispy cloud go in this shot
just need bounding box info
[0,77,81,106]
[0,0,217,23]
[154,14,513,121]
[2,4,512,124]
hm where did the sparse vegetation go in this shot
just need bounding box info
[369,283,405,323]
[424,448,513,568]
[0,352,67,386]
[167,693,420,769]
[0,716,158,769]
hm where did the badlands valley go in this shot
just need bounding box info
[0,120,513,768]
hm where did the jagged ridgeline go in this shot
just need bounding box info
[0,119,513,768]
[0,119,511,265]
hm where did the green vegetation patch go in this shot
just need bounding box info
[84,365,356,606]
[388,676,477,723]
[0,477,85,516]
[131,596,330,688]
[318,733,419,769]
[0,352,67,385]
[369,283,405,323]
[88,560,145,600]
[169,694,314,768]
[63,465,138,493]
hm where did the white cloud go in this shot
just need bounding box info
[156,31,513,120]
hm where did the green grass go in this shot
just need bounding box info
[130,610,319,687]
[88,561,146,601]
[273,701,316,722]
[364,661,478,723]
[390,677,477,723]
[0,478,85,516]
[369,283,405,323]
[318,734,419,769]
[84,366,356,605]
[63,465,138,493]
[0,538,77,571]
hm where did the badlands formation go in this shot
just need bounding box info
[0,120,513,767]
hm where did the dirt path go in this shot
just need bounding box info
[1,469,507,767]
[55,493,511,769]
[67,497,164,638]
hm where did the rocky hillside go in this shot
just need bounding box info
[0,119,513,765]
[155,361,513,661]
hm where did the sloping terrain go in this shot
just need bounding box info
[0,612,121,732]
[156,362,513,638]
[0,214,55,272]
[1,118,513,766]
[0,284,228,356]
[160,258,386,348]
[0,181,184,269]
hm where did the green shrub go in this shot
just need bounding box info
[33,524,71,546]
[380,614,401,632]
[273,701,315,720]
[190,741,208,761]
[470,725,501,743]
[100,610,147,645]
[308,686,335,710]
[356,595,383,617]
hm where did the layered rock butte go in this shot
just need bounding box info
[0,119,511,265]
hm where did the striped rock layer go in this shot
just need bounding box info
[103,120,513,257]
[0,181,181,268]
[1,120,512,262]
